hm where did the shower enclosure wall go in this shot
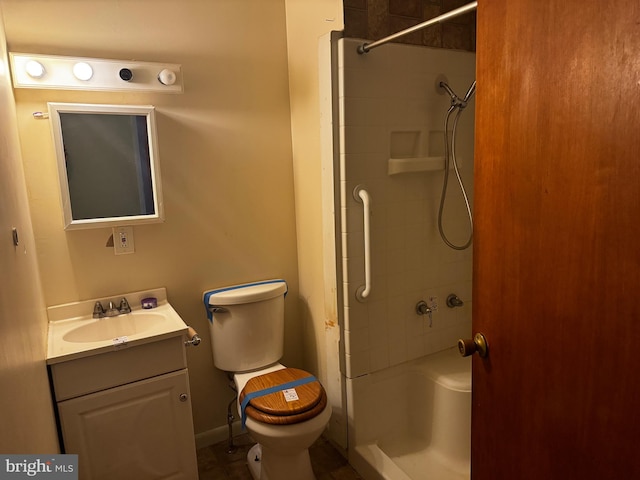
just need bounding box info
[320,36,476,479]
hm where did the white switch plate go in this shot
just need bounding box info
[113,226,135,255]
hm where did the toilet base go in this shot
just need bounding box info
[247,444,261,479]
[245,442,316,480]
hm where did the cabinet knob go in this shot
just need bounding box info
[179,393,188,402]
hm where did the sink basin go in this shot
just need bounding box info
[62,313,166,343]
[47,287,189,364]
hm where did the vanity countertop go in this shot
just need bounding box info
[47,287,188,365]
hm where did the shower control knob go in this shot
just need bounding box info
[458,333,489,358]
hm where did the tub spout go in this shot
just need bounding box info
[446,294,464,308]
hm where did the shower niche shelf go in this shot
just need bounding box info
[388,156,445,175]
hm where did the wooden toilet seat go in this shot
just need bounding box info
[240,368,327,425]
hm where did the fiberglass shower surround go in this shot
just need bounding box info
[333,37,476,480]
[355,1,478,253]
[337,37,475,378]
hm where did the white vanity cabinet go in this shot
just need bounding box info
[49,334,199,479]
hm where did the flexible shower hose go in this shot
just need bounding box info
[437,105,473,250]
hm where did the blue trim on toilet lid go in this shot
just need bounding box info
[240,375,317,429]
[203,279,287,323]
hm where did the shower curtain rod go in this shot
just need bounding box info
[357,1,478,54]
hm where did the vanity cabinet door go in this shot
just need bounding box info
[57,369,198,480]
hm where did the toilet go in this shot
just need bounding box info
[203,279,331,480]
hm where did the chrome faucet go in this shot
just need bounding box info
[93,297,132,318]
[105,301,120,317]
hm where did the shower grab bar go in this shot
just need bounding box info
[353,185,371,302]
[357,1,477,54]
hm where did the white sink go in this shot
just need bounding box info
[47,287,188,364]
[62,312,167,343]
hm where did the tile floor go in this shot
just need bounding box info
[197,433,363,479]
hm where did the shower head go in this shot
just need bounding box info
[439,81,458,102]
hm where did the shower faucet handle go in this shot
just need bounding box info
[416,297,438,327]
[446,294,464,308]
[416,300,431,316]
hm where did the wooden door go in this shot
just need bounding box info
[472,0,640,478]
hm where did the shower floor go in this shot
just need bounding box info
[378,435,469,480]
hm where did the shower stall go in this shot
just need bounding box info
[319,34,476,480]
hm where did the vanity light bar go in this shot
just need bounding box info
[9,53,183,93]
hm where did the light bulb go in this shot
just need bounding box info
[157,68,176,86]
[73,62,93,81]
[25,60,45,78]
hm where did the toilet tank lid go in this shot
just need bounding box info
[204,279,287,306]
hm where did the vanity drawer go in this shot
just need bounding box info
[50,336,186,401]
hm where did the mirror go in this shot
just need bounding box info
[48,103,164,230]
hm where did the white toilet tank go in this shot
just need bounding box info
[204,279,287,372]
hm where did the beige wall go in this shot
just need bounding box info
[283,0,343,400]
[283,0,345,446]
[2,0,301,438]
[0,7,59,453]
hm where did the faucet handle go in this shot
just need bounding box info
[416,297,438,328]
[93,301,105,319]
[446,294,464,308]
[119,297,132,314]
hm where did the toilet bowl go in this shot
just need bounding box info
[203,280,331,480]
[235,364,332,480]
